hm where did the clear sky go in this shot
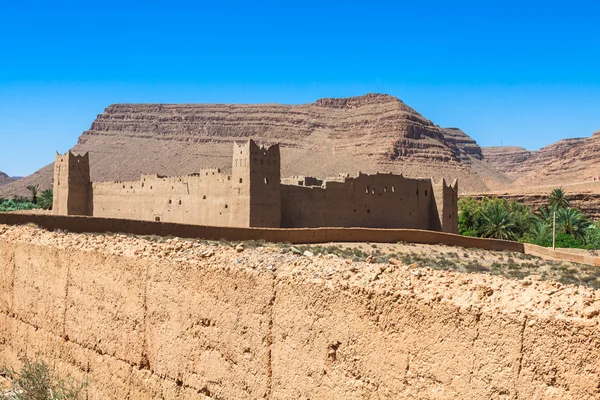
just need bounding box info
[1,0,599,176]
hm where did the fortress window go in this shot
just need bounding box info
[179,200,182,205]
[449,214,452,219]
[228,176,231,180]
[169,199,172,204]
[239,178,243,183]
[203,195,206,199]
[155,216,161,222]
[206,172,208,176]
[425,190,428,196]
[392,186,395,192]
[225,204,228,209]
[150,186,153,190]
[240,151,242,154]
[264,178,269,184]
[371,188,375,195]
[367,209,371,213]
[122,185,125,189]
[142,183,144,187]
[416,189,419,196]
[384,187,387,192]
[365,186,369,194]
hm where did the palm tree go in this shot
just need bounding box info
[526,218,552,245]
[548,188,570,210]
[555,207,588,240]
[26,184,39,204]
[38,189,53,210]
[478,202,518,240]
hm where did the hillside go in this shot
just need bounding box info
[0,94,512,197]
[482,129,600,189]
[0,172,15,188]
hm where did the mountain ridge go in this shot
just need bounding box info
[0,93,510,197]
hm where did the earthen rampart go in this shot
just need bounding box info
[0,227,599,399]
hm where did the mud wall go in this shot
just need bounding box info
[0,238,599,399]
[0,212,521,251]
[281,175,434,229]
[2,213,600,266]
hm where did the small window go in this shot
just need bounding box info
[225,204,228,209]
[416,189,419,196]
[178,200,182,205]
[264,177,269,184]
[239,178,243,183]
[122,185,125,189]
[449,213,452,219]
[384,187,387,192]
[228,176,231,181]
[150,186,153,190]
[371,189,375,195]
[367,209,371,213]
[425,190,428,196]
[155,216,161,222]
[142,183,144,187]
[203,195,206,200]
[392,186,395,193]
[365,186,369,194]
[169,199,172,204]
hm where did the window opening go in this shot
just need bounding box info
[264,177,269,184]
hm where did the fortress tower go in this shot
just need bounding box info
[430,178,458,233]
[230,140,281,227]
[52,152,91,216]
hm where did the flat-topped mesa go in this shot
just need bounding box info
[52,139,458,233]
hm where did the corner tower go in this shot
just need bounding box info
[53,151,92,215]
[230,140,281,227]
[430,178,458,233]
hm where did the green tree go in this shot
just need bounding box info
[555,207,588,240]
[38,189,53,210]
[457,196,479,236]
[477,201,518,240]
[548,188,570,210]
[26,184,40,205]
[524,218,552,246]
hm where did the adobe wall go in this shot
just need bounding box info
[281,174,434,229]
[0,232,599,399]
[92,170,236,226]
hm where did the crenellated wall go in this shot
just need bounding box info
[53,140,458,232]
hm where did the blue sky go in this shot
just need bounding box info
[1,0,599,176]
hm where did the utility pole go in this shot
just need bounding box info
[553,211,556,249]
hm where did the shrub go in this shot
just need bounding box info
[5,358,86,400]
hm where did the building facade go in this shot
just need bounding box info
[53,140,458,232]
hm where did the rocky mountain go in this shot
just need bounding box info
[0,172,16,188]
[0,94,512,197]
[482,130,600,189]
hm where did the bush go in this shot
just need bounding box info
[4,358,86,400]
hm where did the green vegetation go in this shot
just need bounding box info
[0,188,52,212]
[459,188,600,249]
[2,357,86,399]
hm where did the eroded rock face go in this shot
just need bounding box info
[0,94,510,197]
[482,130,600,188]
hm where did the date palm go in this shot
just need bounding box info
[548,188,570,210]
[555,207,588,240]
[26,184,39,204]
[478,202,518,240]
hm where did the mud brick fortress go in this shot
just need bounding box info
[52,140,458,232]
